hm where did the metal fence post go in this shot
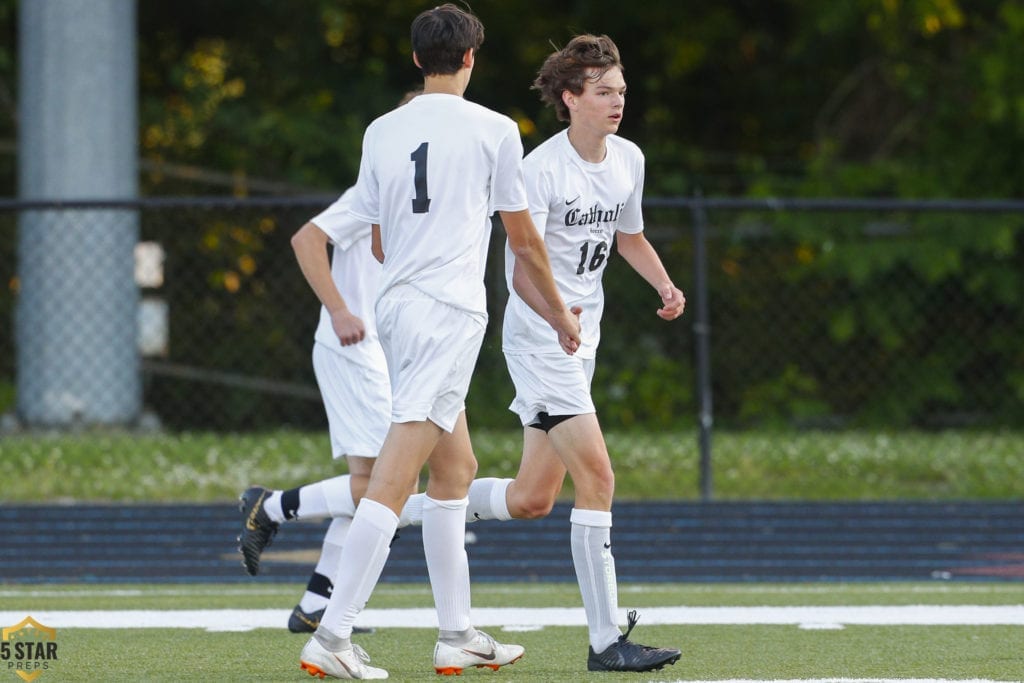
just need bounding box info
[691,193,714,501]
[15,0,140,427]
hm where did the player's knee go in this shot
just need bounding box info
[517,499,555,520]
[512,491,556,520]
[581,464,615,503]
[455,456,478,486]
[349,473,372,503]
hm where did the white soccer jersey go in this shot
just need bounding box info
[348,93,528,318]
[310,188,387,370]
[502,130,646,358]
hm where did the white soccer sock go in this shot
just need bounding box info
[467,477,513,522]
[262,476,354,524]
[422,496,472,632]
[299,516,350,612]
[300,475,356,520]
[317,498,398,639]
[400,478,512,527]
[570,507,622,653]
[398,492,425,528]
[263,491,286,524]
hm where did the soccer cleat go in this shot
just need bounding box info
[237,485,279,576]
[587,610,681,672]
[289,605,375,635]
[433,629,524,676]
[288,605,324,634]
[300,637,387,679]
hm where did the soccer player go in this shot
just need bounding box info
[236,187,389,636]
[297,5,581,679]
[237,90,423,636]
[404,34,685,673]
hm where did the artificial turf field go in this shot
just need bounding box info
[1,582,1021,681]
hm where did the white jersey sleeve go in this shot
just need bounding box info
[311,187,371,250]
[503,130,646,358]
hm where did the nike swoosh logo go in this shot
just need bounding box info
[603,542,611,549]
[244,509,262,532]
[245,493,267,530]
[332,653,358,676]
[462,648,497,661]
[565,195,581,205]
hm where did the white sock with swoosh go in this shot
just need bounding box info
[570,507,621,653]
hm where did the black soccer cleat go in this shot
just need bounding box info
[237,485,279,576]
[587,610,681,672]
[288,605,375,635]
[287,604,321,633]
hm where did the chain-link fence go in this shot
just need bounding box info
[2,197,1022,439]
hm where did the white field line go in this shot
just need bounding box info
[3,584,1023,599]
[2,605,1022,632]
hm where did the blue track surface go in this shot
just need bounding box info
[2,501,1022,584]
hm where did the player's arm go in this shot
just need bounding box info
[370,224,384,264]
[501,208,581,354]
[291,221,366,345]
[615,231,686,320]
[510,258,547,319]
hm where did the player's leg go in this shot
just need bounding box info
[399,424,568,525]
[302,418,439,678]
[503,426,567,519]
[503,351,589,519]
[424,413,525,674]
[544,412,619,646]
[547,413,680,672]
[407,302,523,674]
[548,413,614,510]
[289,454,376,634]
[239,474,358,577]
[303,286,468,671]
[238,344,388,577]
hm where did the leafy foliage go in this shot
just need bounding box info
[2,1,1024,428]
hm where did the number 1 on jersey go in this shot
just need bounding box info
[410,142,431,214]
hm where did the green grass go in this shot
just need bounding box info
[2,428,1023,503]
[1,583,1021,681]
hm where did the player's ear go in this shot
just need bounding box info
[413,52,422,69]
[561,89,576,111]
[462,48,475,69]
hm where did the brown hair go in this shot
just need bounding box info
[532,34,622,122]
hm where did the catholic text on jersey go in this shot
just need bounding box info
[564,201,625,228]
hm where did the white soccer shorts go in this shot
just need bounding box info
[505,352,596,426]
[312,342,391,459]
[375,285,483,433]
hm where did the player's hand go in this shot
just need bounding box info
[331,309,366,346]
[554,306,582,355]
[657,286,686,320]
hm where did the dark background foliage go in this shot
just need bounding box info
[1,1,1022,430]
